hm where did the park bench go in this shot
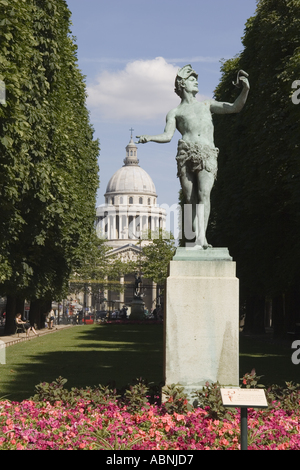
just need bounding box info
[15,321,26,336]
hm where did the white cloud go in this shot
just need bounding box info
[86,57,209,122]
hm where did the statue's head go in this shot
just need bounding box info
[174,65,198,98]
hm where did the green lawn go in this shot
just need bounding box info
[240,335,300,386]
[0,324,164,402]
[0,324,299,402]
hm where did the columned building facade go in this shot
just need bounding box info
[97,136,166,245]
[96,135,167,314]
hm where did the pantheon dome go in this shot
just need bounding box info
[96,135,166,250]
[105,138,157,198]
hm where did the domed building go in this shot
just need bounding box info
[97,135,166,248]
[96,134,167,313]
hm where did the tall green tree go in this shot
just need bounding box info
[141,229,176,286]
[0,0,99,333]
[69,235,136,298]
[209,0,300,334]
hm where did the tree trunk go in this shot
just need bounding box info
[272,294,286,338]
[29,299,51,330]
[244,295,266,334]
[285,285,300,333]
[4,295,17,336]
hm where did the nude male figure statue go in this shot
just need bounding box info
[137,65,250,248]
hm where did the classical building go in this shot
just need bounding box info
[96,134,167,314]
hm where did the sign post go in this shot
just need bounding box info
[221,388,268,451]
[240,408,248,450]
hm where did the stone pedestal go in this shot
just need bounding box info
[130,297,145,320]
[164,248,239,398]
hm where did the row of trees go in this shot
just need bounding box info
[0,0,100,334]
[208,0,300,335]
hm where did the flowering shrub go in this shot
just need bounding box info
[1,373,300,450]
[1,399,300,450]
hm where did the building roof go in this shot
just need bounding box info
[105,137,157,197]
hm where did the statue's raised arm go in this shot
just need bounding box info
[210,70,250,115]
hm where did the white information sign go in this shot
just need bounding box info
[221,388,268,408]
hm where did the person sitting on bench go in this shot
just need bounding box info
[15,314,38,337]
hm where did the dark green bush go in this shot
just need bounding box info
[162,384,193,414]
[192,381,234,420]
[31,371,300,418]
[32,377,119,407]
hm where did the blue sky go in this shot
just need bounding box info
[66,0,258,210]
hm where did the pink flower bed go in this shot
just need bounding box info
[1,399,300,450]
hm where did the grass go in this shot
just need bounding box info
[0,324,164,402]
[239,335,300,386]
[0,324,299,402]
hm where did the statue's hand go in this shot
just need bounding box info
[136,135,150,144]
[239,76,250,91]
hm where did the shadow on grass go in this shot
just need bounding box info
[239,335,300,386]
[0,324,164,402]
[1,326,299,402]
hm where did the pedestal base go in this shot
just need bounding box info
[130,298,145,320]
[164,248,239,399]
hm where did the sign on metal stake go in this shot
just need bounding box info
[221,388,268,451]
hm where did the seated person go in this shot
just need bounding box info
[15,314,38,337]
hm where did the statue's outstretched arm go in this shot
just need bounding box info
[136,109,177,144]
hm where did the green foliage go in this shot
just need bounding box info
[209,0,300,332]
[192,382,234,420]
[23,372,300,422]
[122,378,151,413]
[266,381,300,411]
[140,229,176,286]
[241,368,265,389]
[32,376,120,407]
[70,235,136,296]
[89,429,144,451]
[33,377,70,405]
[32,376,161,414]
[0,0,99,328]
[162,384,193,414]
[193,370,265,420]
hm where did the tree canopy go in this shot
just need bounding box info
[209,0,300,334]
[0,0,99,333]
[141,229,176,286]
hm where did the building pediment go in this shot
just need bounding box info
[107,243,142,263]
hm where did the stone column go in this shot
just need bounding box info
[104,275,108,311]
[112,215,116,240]
[152,281,157,309]
[107,215,111,240]
[143,215,147,233]
[151,216,155,232]
[120,276,125,304]
[132,215,136,236]
[123,215,129,239]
